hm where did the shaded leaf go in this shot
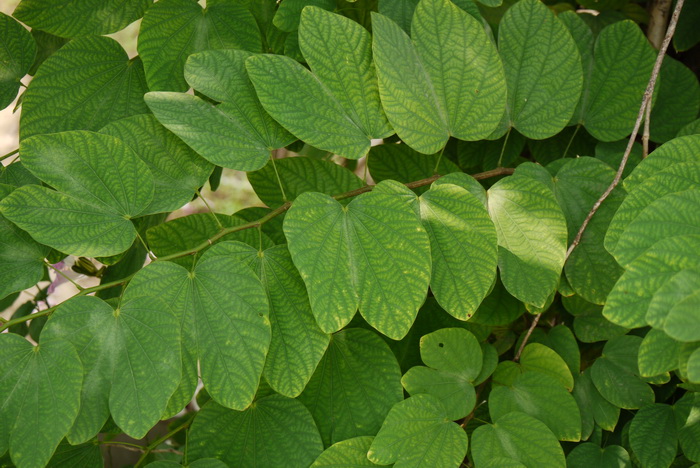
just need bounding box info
[0,13,36,110]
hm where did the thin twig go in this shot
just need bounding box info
[643,101,652,158]
[45,261,84,291]
[565,0,685,260]
[133,420,191,468]
[0,148,18,162]
[513,313,542,361]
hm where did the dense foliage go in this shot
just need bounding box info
[1,0,700,466]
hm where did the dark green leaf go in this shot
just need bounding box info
[0,13,36,110]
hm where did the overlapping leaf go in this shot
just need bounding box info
[0,334,82,468]
[487,175,567,307]
[566,444,631,468]
[0,13,36,110]
[497,0,582,139]
[298,328,403,446]
[572,370,619,436]
[629,404,677,468]
[40,295,181,441]
[138,0,261,91]
[311,437,380,467]
[284,183,431,338]
[638,329,681,377]
[188,396,323,468]
[372,0,506,153]
[650,57,700,143]
[19,36,149,140]
[247,7,392,160]
[368,394,469,468]
[124,242,271,410]
[623,135,700,192]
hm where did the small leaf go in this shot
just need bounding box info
[487,175,568,307]
[188,396,323,468]
[311,437,380,467]
[298,328,403,446]
[519,343,574,390]
[249,157,364,208]
[0,334,82,468]
[497,0,582,139]
[20,36,149,140]
[630,404,678,468]
[0,13,36,110]
[566,444,631,468]
[138,0,261,91]
[471,411,566,468]
[368,394,469,468]
[284,186,431,338]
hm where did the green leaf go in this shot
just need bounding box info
[638,329,681,377]
[41,295,181,441]
[124,242,271,410]
[630,404,678,468]
[570,302,629,343]
[606,161,700,256]
[146,460,228,468]
[487,175,567,307]
[554,157,625,304]
[471,411,566,468]
[223,243,330,398]
[497,0,582,139]
[590,335,654,409]
[603,235,700,328]
[0,185,49,300]
[12,0,149,37]
[558,12,593,126]
[0,185,138,257]
[99,114,214,214]
[419,181,498,319]
[19,131,154,217]
[311,436,380,467]
[470,276,526,326]
[188,396,323,468]
[368,394,469,468]
[489,371,582,441]
[300,7,393,140]
[650,57,700,143]
[273,0,335,32]
[0,13,36,110]
[0,334,82,468]
[249,157,364,208]
[402,328,482,420]
[623,135,700,192]
[529,325,581,376]
[655,270,700,342]
[46,440,102,468]
[675,393,700,463]
[298,328,403,446]
[138,0,261,91]
[566,444,631,468]
[519,343,574,390]
[572,370,619,434]
[19,36,149,140]
[368,144,460,193]
[284,185,431,338]
[578,21,656,141]
[245,51,379,160]
[0,162,40,187]
[371,0,507,153]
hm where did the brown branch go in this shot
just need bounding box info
[565,0,685,260]
[513,313,542,361]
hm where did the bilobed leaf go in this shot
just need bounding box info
[298,328,403,446]
[630,404,677,468]
[572,370,620,434]
[0,185,138,257]
[249,157,364,208]
[623,135,700,192]
[19,131,154,217]
[138,0,261,91]
[12,0,149,37]
[402,328,482,419]
[188,396,323,468]
[19,36,149,140]
[650,57,700,143]
[371,0,507,153]
[638,329,681,377]
[471,411,566,468]
[519,343,574,390]
[124,242,271,410]
[419,182,498,319]
[489,371,582,441]
[497,0,582,139]
[675,393,700,462]
[99,114,214,214]
[566,444,631,468]
[487,175,567,307]
[284,185,431,339]
[654,269,700,342]
[0,13,36,110]
[558,11,594,126]
[554,157,625,304]
[40,295,181,441]
[223,242,330,398]
[300,7,393,140]
[470,276,526,326]
[578,21,656,141]
[0,185,49,300]
[311,437,379,467]
[0,334,82,468]
[45,440,102,468]
[604,235,700,328]
[613,190,700,267]
[368,394,469,468]
[590,335,654,409]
